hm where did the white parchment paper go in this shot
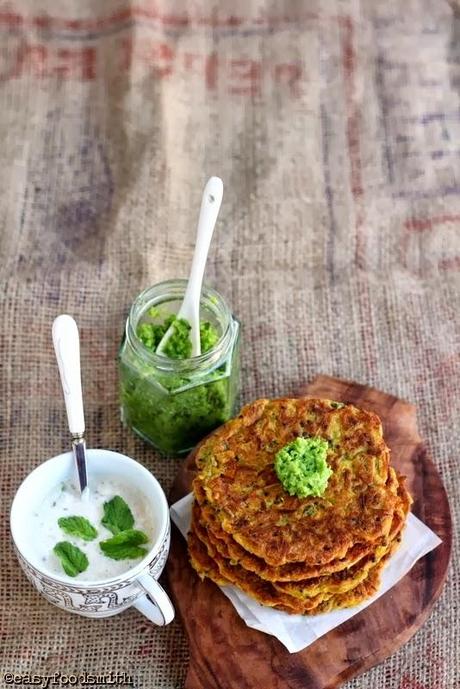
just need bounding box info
[170,493,442,653]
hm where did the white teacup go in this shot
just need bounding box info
[10,449,175,625]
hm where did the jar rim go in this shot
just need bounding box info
[125,279,235,373]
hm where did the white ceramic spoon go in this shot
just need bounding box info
[157,176,223,357]
[52,314,88,498]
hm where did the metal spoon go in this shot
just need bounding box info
[52,314,88,497]
[157,176,224,357]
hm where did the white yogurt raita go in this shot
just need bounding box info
[32,478,154,581]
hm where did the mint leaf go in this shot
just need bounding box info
[101,495,135,535]
[58,516,98,541]
[53,541,89,577]
[99,529,149,561]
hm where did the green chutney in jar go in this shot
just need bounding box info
[119,279,240,455]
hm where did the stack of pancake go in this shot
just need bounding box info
[188,397,412,615]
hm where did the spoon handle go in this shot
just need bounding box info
[182,176,223,354]
[53,315,88,494]
[52,315,85,437]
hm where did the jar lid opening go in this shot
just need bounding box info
[126,280,235,374]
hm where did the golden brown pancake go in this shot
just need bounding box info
[191,503,404,604]
[188,528,327,614]
[193,467,409,583]
[189,525,403,615]
[188,528,230,587]
[194,398,396,567]
[196,501,377,581]
[188,397,412,615]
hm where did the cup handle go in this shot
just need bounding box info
[133,573,175,626]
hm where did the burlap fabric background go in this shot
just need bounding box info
[1,0,459,687]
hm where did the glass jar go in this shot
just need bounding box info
[119,279,240,455]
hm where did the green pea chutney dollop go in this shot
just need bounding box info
[137,310,220,358]
[274,436,332,498]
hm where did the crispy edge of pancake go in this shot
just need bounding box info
[193,466,404,570]
[191,501,407,610]
[193,467,407,582]
[188,528,230,587]
[311,532,403,614]
[188,475,411,613]
[192,502,404,601]
[274,514,406,599]
[227,468,399,567]
[189,525,404,615]
[196,501,377,582]
[193,482,396,570]
[188,529,311,614]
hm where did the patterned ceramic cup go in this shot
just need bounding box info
[10,449,174,625]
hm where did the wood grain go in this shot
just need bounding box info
[167,375,452,689]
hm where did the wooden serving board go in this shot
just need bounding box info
[167,375,452,689]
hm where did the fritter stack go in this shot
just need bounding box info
[188,398,412,615]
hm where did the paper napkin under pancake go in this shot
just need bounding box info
[170,493,441,653]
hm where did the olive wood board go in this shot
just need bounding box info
[167,375,452,689]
